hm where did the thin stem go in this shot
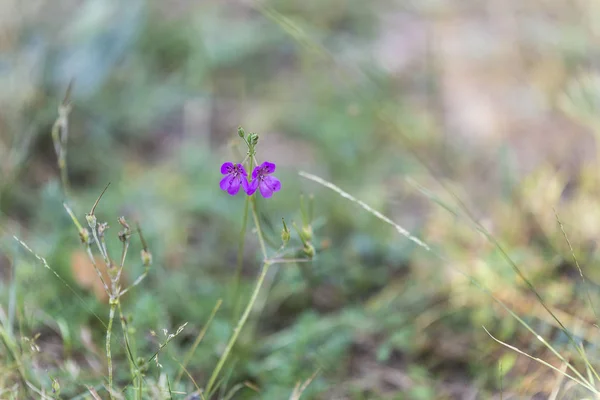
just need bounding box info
[175,299,222,385]
[206,193,271,395]
[231,195,251,320]
[119,270,148,297]
[267,258,312,265]
[484,327,599,394]
[116,240,130,284]
[554,209,599,322]
[251,197,268,259]
[204,262,271,396]
[116,302,139,399]
[91,229,111,269]
[85,246,110,296]
[106,302,116,400]
[90,182,111,216]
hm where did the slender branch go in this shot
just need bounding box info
[84,246,110,296]
[119,270,148,297]
[267,258,312,265]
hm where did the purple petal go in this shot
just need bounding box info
[259,176,280,198]
[246,178,258,196]
[252,165,260,179]
[221,162,233,174]
[265,175,281,192]
[236,164,247,176]
[262,162,276,174]
[227,176,242,196]
[220,175,233,191]
[241,176,250,193]
[258,181,273,198]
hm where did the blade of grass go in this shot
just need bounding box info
[289,368,320,400]
[263,2,598,384]
[13,236,107,328]
[166,376,173,400]
[86,386,102,400]
[554,208,599,322]
[299,171,595,389]
[171,357,204,400]
[298,172,430,252]
[175,299,222,385]
[483,326,598,394]
[407,177,600,382]
[222,384,245,400]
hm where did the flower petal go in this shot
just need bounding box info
[261,162,276,174]
[246,178,258,196]
[264,175,281,192]
[236,164,247,176]
[241,176,250,193]
[227,176,242,195]
[221,162,234,174]
[220,174,233,191]
[252,165,260,179]
[259,180,273,198]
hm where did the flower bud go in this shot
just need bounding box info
[79,228,90,244]
[118,231,128,242]
[52,378,60,395]
[249,133,259,146]
[85,213,97,229]
[303,243,315,259]
[141,249,153,267]
[97,222,109,238]
[301,225,313,242]
[281,218,290,246]
[237,126,246,138]
[118,216,130,231]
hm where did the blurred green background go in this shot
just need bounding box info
[3,0,600,398]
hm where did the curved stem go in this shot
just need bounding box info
[206,191,270,396]
[204,262,270,396]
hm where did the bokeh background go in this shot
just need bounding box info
[3,0,600,398]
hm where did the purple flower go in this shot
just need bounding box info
[248,161,281,198]
[220,162,249,196]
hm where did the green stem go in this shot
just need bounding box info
[204,262,270,396]
[119,270,148,297]
[251,197,268,259]
[231,195,251,320]
[175,299,222,385]
[106,302,116,400]
[232,157,254,320]
[117,302,140,399]
[85,246,110,296]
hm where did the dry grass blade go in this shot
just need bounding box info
[407,177,600,382]
[171,357,205,400]
[299,171,594,388]
[289,369,320,400]
[87,386,102,400]
[298,171,430,251]
[483,326,598,394]
[13,236,106,328]
[175,299,222,385]
[89,182,111,216]
[554,208,599,322]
